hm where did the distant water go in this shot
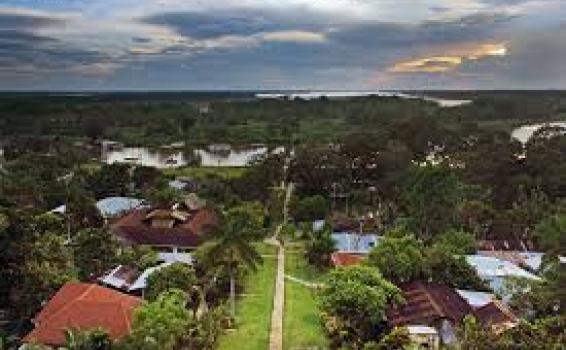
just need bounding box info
[102,144,281,168]
[256,91,472,107]
[511,122,566,143]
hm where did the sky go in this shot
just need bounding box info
[0,0,564,90]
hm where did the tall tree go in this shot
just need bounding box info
[200,205,263,317]
[72,228,119,280]
[402,164,465,239]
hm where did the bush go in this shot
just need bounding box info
[319,266,402,348]
[366,234,427,284]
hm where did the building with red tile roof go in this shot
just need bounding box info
[111,206,218,250]
[23,283,142,347]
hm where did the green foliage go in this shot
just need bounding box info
[118,245,158,271]
[363,326,412,350]
[66,186,104,232]
[402,164,466,239]
[145,263,197,301]
[534,215,566,255]
[73,228,119,280]
[145,186,180,208]
[368,232,483,289]
[424,246,486,290]
[19,231,77,317]
[200,205,264,316]
[124,289,191,350]
[290,195,329,222]
[366,234,427,284]
[433,229,476,255]
[224,201,266,239]
[507,260,565,318]
[319,266,402,348]
[132,166,163,190]
[457,315,502,350]
[65,328,112,350]
[457,315,566,349]
[121,289,224,350]
[87,164,131,199]
[305,225,336,269]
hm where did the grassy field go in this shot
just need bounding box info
[162,166,246,179]
[284,243,328,350]
[217,243,278,350]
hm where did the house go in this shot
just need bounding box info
[51,197,143,222]
[329,232,381,267]
[99,259,192,296]
[110,200,218,255]
[331,233,382,254]
[387,282,472,344]
[387,282,518,345]
[465,255,540,297]
[23,283,141,347]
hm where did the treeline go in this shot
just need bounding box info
[1,91,564,146]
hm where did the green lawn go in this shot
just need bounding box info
[162,166,246,180]
[284,243,329,350]
[217,243,278,350]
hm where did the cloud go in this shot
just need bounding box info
[0,1,563,89]
[259,30,326,43]
[388,42,507,73]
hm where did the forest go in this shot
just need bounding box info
[0,91,565,349]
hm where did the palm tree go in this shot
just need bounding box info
[201,208,263,318]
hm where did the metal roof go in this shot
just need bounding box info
[331,233,382,254]
[51,197,143,218]
[465,255,540,280]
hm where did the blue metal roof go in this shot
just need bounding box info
[51,196,143,218]
[96,197,143,217]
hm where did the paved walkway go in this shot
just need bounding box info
[268,155,294,350]
[268,240,285,350]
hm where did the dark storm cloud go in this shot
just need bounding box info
[142,12,284,39]
[0,11,114,74]
[329,12,516,50]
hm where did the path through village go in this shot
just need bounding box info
[266,154,293,350]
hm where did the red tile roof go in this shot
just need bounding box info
[24,283,142,346]
[387,282,473,327]
[111,207,218,247]
[331,252,363,266]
